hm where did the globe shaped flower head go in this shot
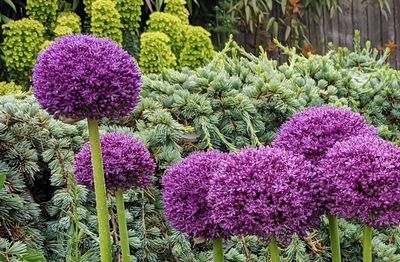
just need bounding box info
[321,136,400,228]
[33,35,141,120]
[73,133,155,191]
[273,106,377,164]
[208,147,321,244]
[162,151,230,239]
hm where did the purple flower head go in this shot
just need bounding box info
[73,133,155,191]
[162,151,230,239]
[208,147,321,244]
[33,35,141,120]
[273,106,377,164]
[321,136,400,228]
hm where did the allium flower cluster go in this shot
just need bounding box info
[162,151,229,239]
[208,147,321,243]
[73,133,155,191]
[321,136,400,228]
[273,106,377,164]
[33,35,141,120]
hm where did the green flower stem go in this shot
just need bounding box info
[115,189,130,262]
[328,214,341,262]
[213,238,224,262]
[268,237,280,262]
[87,119,112,262]
[363,225,373,262]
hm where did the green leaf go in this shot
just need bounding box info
[284,25,291,41]
[281,0,287,13]
[21,249,46,262]
[0,174,5,189]
[266,17,275,31]
[266,0,273,10]
[4,0,16,12]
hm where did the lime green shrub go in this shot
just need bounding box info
[26,0,58,30]
[91,0,123,44]
[164,0,189,24]
[1,18,45,87]
[54,12,81,36]
[53,25,73,37]
[0,82,22,95]
[139,32,176,74]
[178,25,215,69]
[116,0,143,30]
[147,12,184,55]
[83,0,95,16]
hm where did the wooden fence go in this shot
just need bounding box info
[306,0,399,68]
[235,0,399,68]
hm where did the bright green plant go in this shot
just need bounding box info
[147,12,184,56]
[91,0,123,44]
[178,25,215,69]
[139,32,177,74]
[41,40,53,50]
[0,81,22,95]
[53,25,73,37]
[1,18,45,88]
[54,11,81,35]
[26,0,58,30]
[83,0,96,16]
[164,0,189,24]
[116,0,143,30]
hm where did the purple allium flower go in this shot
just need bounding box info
[321,136,400,228]
[73,133,155,191]
[33,35,141,120]
[208,147,321,244]
[273,106,377,164]
[162,151,230,239]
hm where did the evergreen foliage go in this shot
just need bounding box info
[147,12,184,56]
[26,0,59,30]
[164,0,189,24]
[1,18,45,88]
[178,25,215,69]
[139,32,177,74]
[90,0,123,44]
[83,0,96,16]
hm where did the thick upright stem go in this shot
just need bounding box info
[363,225,373,262]
[268,237,280,262]
[87,119,112,262]
[328,214,341,262]
[213,238,224,262]
[115,189,130,262]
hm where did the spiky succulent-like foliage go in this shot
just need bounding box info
[1,19,45,88]
[147,12,184,56]
[139,32,177,74]
[164,0,189,24]
[26,0,58,30]
[90,0,123,44]
[178,25,215,69]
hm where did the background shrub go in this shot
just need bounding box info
[178,25,215,69]
[139,32,177,74]
[0,81,22,95]
[54,12,81,36]
[26,0,58,31]
[90,0,123,44]
[1,18,45,88]
[164,0,189,24]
